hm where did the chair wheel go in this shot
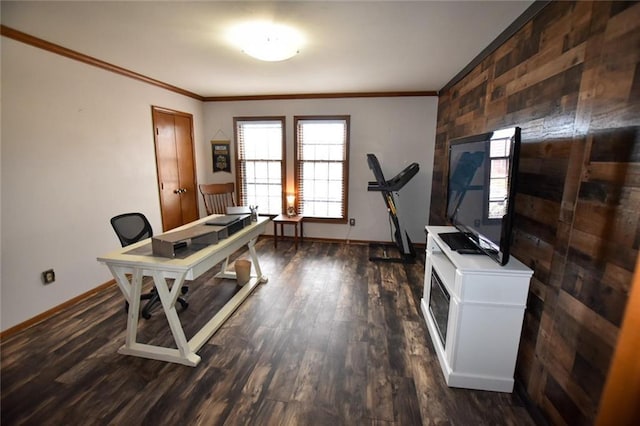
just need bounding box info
[178,299,189,310]
[124,301,129,313]
[142,311,152,319]
[181,286,188,295]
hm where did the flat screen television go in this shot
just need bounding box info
[442,126,521,265]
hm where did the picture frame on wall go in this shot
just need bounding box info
[211,140,231,173]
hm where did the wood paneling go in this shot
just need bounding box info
[430,1,640,424]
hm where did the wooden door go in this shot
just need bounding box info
[152,106,198,231]
[596,254,640,425]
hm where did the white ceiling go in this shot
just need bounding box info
[1,1,534,98]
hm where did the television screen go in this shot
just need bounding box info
[444,127,521,265]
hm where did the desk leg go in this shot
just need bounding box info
[112,267,143,348]
[151,271,195,358]
[280,224,284,245]
[248,236,268,283]
[273,221,278,248]
[221,256,231,274]
[108,265,136,306]
[187,236,268,357]
[117,268,200,366]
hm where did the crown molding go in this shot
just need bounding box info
[1,25,204,101]
[204,91,437,102]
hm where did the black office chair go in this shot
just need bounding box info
[110,213,188,319]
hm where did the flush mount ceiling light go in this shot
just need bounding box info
[228,21,304,62]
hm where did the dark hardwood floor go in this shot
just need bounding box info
[1,238,535,425]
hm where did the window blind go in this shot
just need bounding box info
[234,117,285,215]
[294,116,350,222]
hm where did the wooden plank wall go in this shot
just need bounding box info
[430,2,640,424]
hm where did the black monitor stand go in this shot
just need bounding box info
[366,153,419,263]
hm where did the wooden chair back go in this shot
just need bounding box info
[199,183,236,215]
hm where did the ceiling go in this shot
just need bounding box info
[1,1,534,99]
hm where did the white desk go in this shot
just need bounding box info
[97,215,270,366]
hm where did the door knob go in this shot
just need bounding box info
[174,188,187,194]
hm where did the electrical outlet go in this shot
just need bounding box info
[42,269,55,284]
[349,218,356,226]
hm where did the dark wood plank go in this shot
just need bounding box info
[0,238,535,425]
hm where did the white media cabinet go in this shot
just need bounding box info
[421,226,533,392]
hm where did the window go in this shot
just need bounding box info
[294,116,350,223]
[234,117,285,215]
[486,131,511,220]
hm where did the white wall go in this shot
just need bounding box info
[1,39,204,330]
[203,97,437,244]
[1,37,438,332]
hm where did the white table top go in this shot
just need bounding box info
[98,215,270,279]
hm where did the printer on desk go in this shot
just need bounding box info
[152,214,251,258]
[204,213,251,234]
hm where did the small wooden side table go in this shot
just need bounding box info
[273,214,304,250]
